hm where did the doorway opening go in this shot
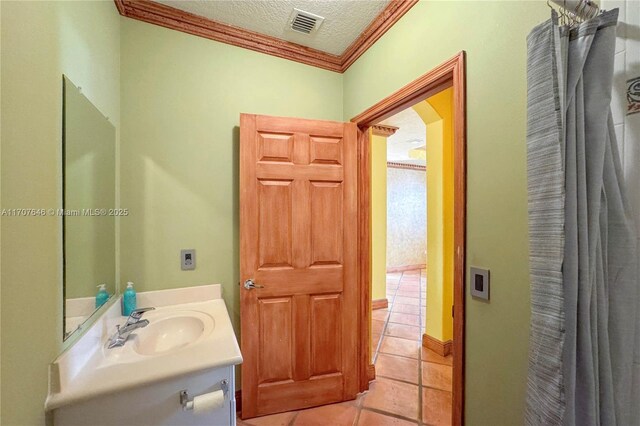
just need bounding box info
[355,52,466,426]
[369,103,444,424]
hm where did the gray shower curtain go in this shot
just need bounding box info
[525,9,639,426]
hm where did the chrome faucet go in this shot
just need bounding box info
[107,307,155,349]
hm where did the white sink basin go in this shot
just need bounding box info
[99,309,216,365]
[134,314,211,356]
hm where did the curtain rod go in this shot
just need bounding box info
[549,0,600,21]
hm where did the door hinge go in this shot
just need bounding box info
[452,305,454,318]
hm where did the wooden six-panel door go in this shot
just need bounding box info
[240,114,359,418]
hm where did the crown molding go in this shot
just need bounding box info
[387,161,426,171]
[371,124,399,137]
[114,0,418,73]
[114,0,342,71]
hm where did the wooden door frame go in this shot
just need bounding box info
[352,51,466,426]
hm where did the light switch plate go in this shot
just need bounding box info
[181,249,196,271]
[470,266,489,300]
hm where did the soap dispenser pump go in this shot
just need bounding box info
[122,281,137,316]
[95,284,109,308]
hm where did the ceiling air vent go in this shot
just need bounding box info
[289,8,324,35]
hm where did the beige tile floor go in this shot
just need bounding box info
[238,270,452,426]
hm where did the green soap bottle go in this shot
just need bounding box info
[95,284,109,308]
[122,281,137,316]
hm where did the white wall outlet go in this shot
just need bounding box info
[181,249,196,271]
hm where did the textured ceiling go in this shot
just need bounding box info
[156,0,390,56]
[381,107,426,166]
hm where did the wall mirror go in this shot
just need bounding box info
[63,76,116,340]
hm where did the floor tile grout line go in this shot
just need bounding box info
[360,406,420,424]
[380,334,423,343]
[372,310,391,362]
[382,270,426,425]
[375,373,420,387]
[373,274,401,364]
[421,383,455,393]
[369,271,423,424]
[287,411,299,426]
[352,404,362,426]
[377,350,420,361]
[421,358,454,367]
[387,319,422,327]
[378,348,452,366]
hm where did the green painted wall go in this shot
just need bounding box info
[0,1,120,425]
[343,1,548,424]
[119,18,343,337]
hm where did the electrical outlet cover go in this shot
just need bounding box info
[181,249,196,271]
[470,266,489,300]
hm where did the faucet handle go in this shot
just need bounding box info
[128,307,155,321]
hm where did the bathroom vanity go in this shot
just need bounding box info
[45,285,242,426]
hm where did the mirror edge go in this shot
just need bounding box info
[61,74,119,343]
[61,294,120,351]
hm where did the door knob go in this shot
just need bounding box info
[244,279,264,290]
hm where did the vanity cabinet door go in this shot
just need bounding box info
[239,114,359,419]
[53,367,235,425]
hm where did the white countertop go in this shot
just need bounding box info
[45,285,242,412]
